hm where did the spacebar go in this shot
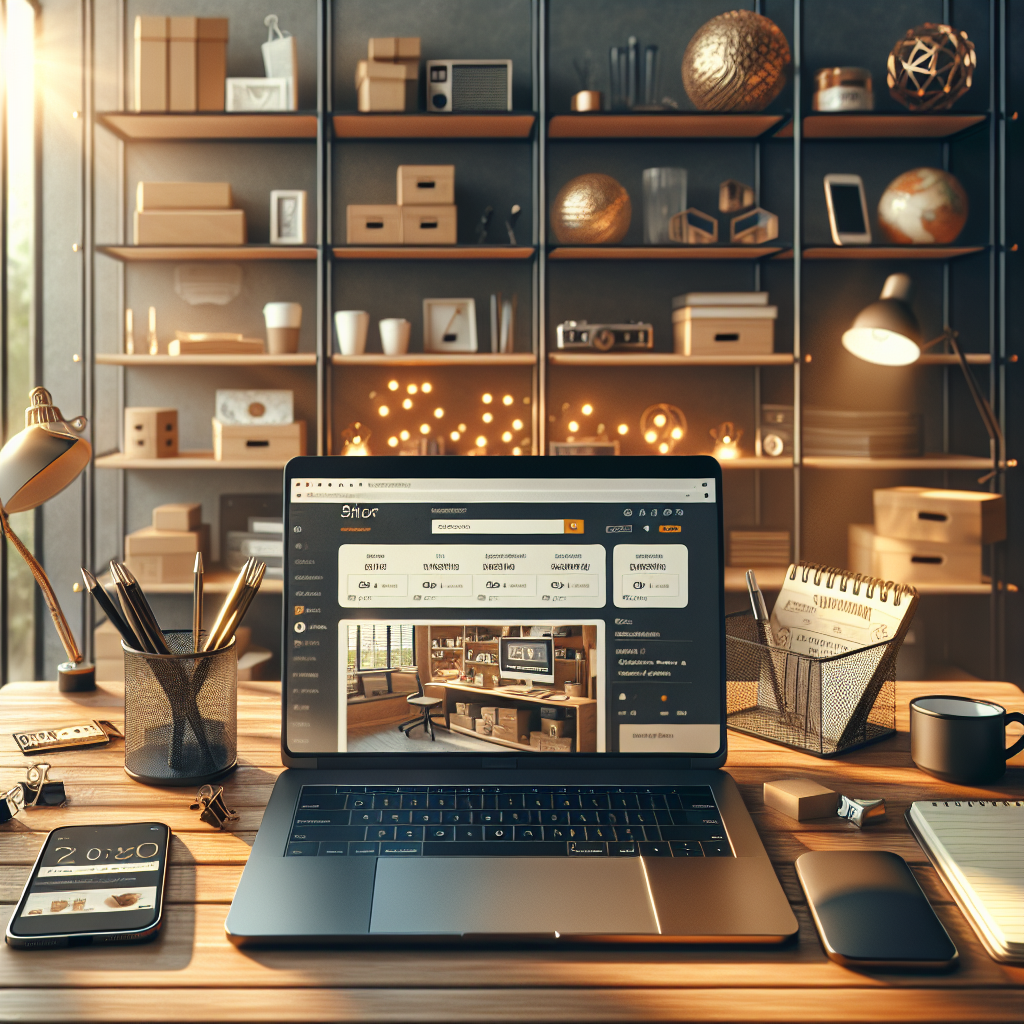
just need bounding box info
[423,842,567,857]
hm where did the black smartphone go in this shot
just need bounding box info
[5,822,169,948]
[796,850,957,970]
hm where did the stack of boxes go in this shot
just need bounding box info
[347,164,456,246]
[449,703,575,751]
[849,487,1006,586]
[356,37,420,112]
[134,16,228,112]
[529,707,576,752]
[212,389,306,463]
[125,503,209,586]
[672,291,777,357]
[134,181,246,246]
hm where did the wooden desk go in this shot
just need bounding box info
[1,678,1021,1022]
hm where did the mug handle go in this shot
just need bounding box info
[1005,712,1024,761]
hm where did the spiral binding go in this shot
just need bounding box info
[785,561,918,607]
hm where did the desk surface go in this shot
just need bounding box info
[435,678,596,706]
[1,678,1021,1023]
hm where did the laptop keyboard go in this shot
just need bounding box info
[285,785,732,858]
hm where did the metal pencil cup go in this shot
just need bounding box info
[123,630,237,786]
[725,612,899,757]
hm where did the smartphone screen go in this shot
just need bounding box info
[829,183,867,234]
[8,823,168,940]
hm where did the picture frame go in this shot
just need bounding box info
[423,298,478,353]
[270,190,307,246]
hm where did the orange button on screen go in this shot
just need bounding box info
[563,519,584,534]
[659,524,681,533]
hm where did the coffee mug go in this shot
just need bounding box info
[379,318,411,356]
[334,310,369,356]
[910,695,1024,785]
[263,302,302,354]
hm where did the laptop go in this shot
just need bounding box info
[225,455,797,945]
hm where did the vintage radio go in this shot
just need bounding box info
[555,320,653,351]
[426,59,512,111]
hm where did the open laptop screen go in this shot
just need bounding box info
[283,458,723,759]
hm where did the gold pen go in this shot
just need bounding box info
[193,552,204,654]
[203,557,254,653]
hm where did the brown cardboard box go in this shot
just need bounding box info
[347,204,403,245]
[497,707,534,732]
[397,165,455,206]
[455,702,469,716]
[449,713,476,731]
[137,181,231,211]
[401,205,457,245]
[763,778,838,821]
[152,503,201,532]
[474,719,493,735]
[529,730,544,749]
[197,18,228,111]
[125,552,195,585]
[168,17,198,111]
[134,209,246,246]
[124,407,178,459]
[357,76,407,114]
[356,59,416,85]
[490,724,528,745]
[481,707,499,725]
[367,37,421,63]
[212,419,306,461]
[125,524,209,558]
[542,718,571,739]
[539,736,574,752]
[134,16,168,112]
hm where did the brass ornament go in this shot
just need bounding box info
[550,173,631,245]
[682,10,790,113]
[887,23,975,112]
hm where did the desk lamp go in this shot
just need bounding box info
[842,273,1005,482]
[0,387,95,691]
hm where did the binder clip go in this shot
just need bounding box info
[0,784,25,824]
[190,784,239,830]
[1,764,67,822]
[837,794,886,828]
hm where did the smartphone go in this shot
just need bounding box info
[796,850,957,970]
[6,822,169,948]
[823,173,871,245]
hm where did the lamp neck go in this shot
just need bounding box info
[25,387,87,433]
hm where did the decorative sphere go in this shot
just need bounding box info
[887,23,975,112]
[550,173,631,245]
[682,10,791,113]
[877,168,968,245]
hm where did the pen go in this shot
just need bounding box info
[203,557,255,653]
[205,558,266,652]
[111,561,171,654]
[193,552,204,654]
[81,568,142,650]
[746,570,787,716]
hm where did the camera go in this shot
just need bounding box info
[555,320,653,351]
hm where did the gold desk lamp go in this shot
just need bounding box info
[0,387,95,691]
[842,272,1007,484]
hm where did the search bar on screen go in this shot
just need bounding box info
[431,519,584,535]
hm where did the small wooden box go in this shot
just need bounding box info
[849,523,982,585]
[763,779,837,821]
[137,181,231,211]
[401,204,457,245]
[196,17,228,111]
[539,735,574,752]
[134,209,246,245]
[168,17,198,112]
[347,204,402,245]
[152,502,201,532]
[212,418,306,461]
[134,16,168,112]
[125,524,208,559]
[672,307,776,356]
[873,487,1006,546]
[368,37,421,63]
[125,407,178,459]
[397,165,455,206]
[124,552,195,586]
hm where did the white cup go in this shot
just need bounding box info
[334,310,370,356]
[379,318,411,356]
[263,302,303,354]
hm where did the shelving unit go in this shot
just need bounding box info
[548,246,785,260]
[331,246,535,260]
[547,113,784,138]
[94,452,292,471]
[97,245,318,262]
[332,353,536,367]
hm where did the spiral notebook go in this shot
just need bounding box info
[908,800,1024,964]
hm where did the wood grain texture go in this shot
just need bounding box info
[1,680,1020,1022]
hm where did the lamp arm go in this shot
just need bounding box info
[0,506,83,665]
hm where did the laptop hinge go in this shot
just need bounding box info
[482,758,518,769]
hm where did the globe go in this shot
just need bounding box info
[550,173,631,245]
[877,167,968,245]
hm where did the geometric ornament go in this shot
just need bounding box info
[887,23,976,112]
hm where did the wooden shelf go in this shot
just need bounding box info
[717,457,794,470]
[96,353,317,367]
[98,245,318,262]
[724,566,788,592]
[918,353,992,365]
[331,352,536,367]
[784,246,985,261]
[333,113,535,139]
[99,567,283,596]
[549,246,785,261]
[803,454,997,471]
[548,113,784,139]
[332,246,534,260]
[774,113,986,139]
[548,352,795,367]
[97,112,318,141]
[95,451,290,470]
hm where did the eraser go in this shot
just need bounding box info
[763,778,838,821]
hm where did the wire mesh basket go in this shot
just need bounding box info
[726,611,898,757]
[123,630,237,786]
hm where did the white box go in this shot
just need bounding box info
[225,77,292,112]
[672,305,776,356]
[873,487,1006,546]
[849,523,982,586]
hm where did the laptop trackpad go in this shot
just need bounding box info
[369,857,659,936]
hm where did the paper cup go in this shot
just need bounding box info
[335,310,370,356]
[263,302,302,354]
[379,318,411,356]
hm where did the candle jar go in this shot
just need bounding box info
[813,67,873,111]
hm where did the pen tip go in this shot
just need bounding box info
[746,569,757,589]
[195,552,203,572]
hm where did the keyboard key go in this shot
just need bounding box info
[352,810,383,825]
[318,843,348,855]
[500,810,534,825]
[368,826,397,842]
[396,826,424,842]
[373,794,401,809]
[484,826,514,841]
[545,826,569,842]
[581,794,610,809]
[584,826,614,842]
[299,796,348,810]
[286,842,318,856]
[609,843,639,856]
[291,826,366,843]
[498,794,525,809]
[380,843,422,856]
[457,795,483,809]
[626,810,657,826]
[639,841,672,857]
[700,841,732,857]
[382,811,412,825]
[610,794,639,809]
[568,842,608,856]
[568,811,599,825]
[442,810,474,825]
[426,826,455,842]
[670,842,703,857]
[411,811,442,825]
[476,810,500,824]
[555,795,581,808]
[455,825,483,842]
[614,826,644,842]
[349,842,379,855]
[400,794,427,809]
[524,793,553,809]
[294,812,350,826]
[347,796,372,810]
[422,842,567,857]
[514,826,542,841]
[539,811,569,825]
[428,794,457,809]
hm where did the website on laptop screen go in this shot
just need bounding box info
[285,476,721,757]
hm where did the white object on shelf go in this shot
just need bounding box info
[672,304,776,356]
[270,190,307,244]
[335,310,370,355]
[873,487,1006,546]
[261,15,298,111]
[225,77,292,112]
[423,298,478,353]
[215,389,294,425]
[849,523,982,586]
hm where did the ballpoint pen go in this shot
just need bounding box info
[203,557,254,653]
[205,558,265,652]
[81,568,142,650]
[193,552,204,654]
[746,569,787,717]
[111,562,170,654]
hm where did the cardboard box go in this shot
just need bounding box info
[497,707,535,734]
[152,503,201,532]
[672,306,776,356]
[450,713,476,731]
[124,551,195,585]
[455,702,486,718]
[368,37,421,62]
[197,18,228,111]
[357,76,407,113]
[539,736,574,752]
[356,59,417,85]
[481,707,499,725]
[124,407,178,459]
[137,181,231,211]
[212,418,306,462]
[134,16,168,112]
[397,165,455,206]
[849,523,982,585]
[491,724,528,745]
[541,719,571,739]
[563,682,585,698]
[134,209,246,246]
[763,778,838,821]
[401,204,457,245]
[125,525,208,558]
[529,730,544,749]
[347,204,403,245]
[474,719,493,735]
[873,487,1006,546]
[168,17,198,111]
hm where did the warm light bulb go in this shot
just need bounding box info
[670,427,682,440]
[512,419,523,431]
[512,446,522,455]
[617,424,628,435]
[653,413,667,428]
[644,429,657,444]
[387,436,399,448]
[421,382,432,393]
[568,420,579,432]
[476,435,487,447]
[483,412,493,423]
[658,442,669,454]
[351,435,361,445]
[502,394,513,406]
[402,398,413,410]
[458,423,467,432]
[400,430,410,441]
[433,407,444,419]
[482,393,493,404]
[387,380,399,391]
[407,383,418,394]
[419,423,430,435]
[502,431,512,442]
[450,431,460,442]
[581,403,593,416]
[378,405,389,417]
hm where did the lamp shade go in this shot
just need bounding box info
[841,273,923,367]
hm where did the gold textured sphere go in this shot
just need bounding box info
[550,173,631,245]
[682,10,791,113]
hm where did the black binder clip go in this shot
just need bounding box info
[1,764,66,822]
[0,784,25,824]
[190,784,239,830]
